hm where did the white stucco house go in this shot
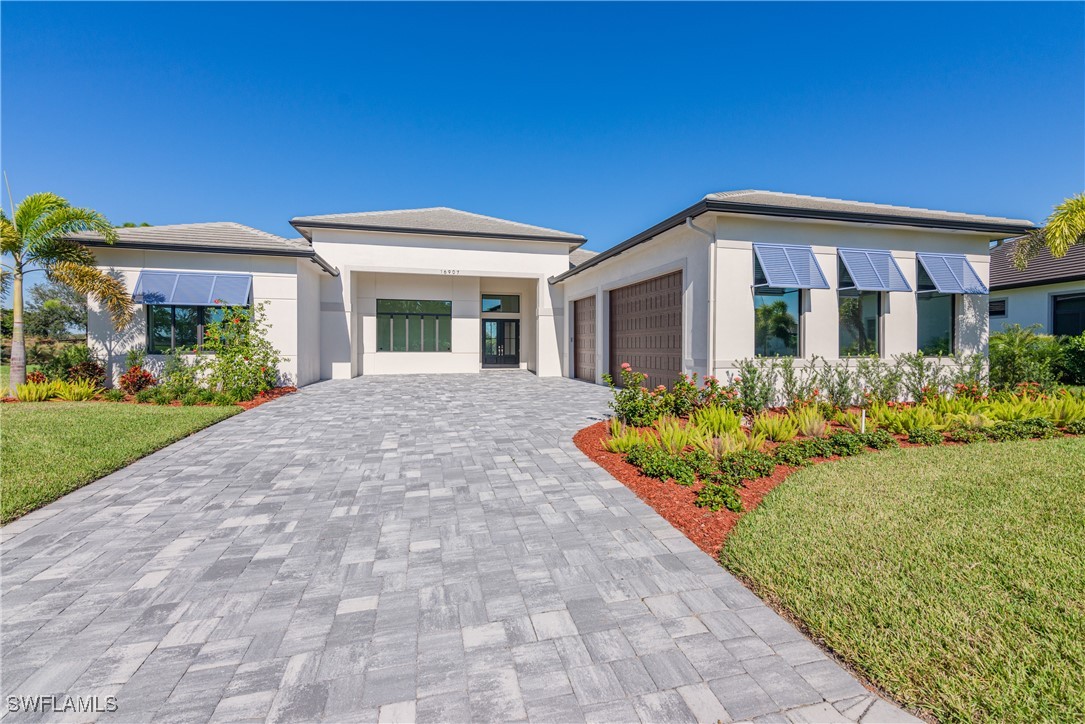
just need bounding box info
[81,191,1034,389]
[988,239,1085,336]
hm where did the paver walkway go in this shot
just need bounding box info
[1,373,915,723]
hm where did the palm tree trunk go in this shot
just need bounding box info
[9,266,26,390]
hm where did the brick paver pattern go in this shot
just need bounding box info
[1,373,917,723]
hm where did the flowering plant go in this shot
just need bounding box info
[603,363,660,426]
[202,301,282,398]
[119,365,157,394]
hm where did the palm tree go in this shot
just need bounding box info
[1,192,134,389]
[1013,192,1085,269]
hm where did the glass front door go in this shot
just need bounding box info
[482,320,520,367]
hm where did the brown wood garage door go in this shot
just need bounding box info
[609,271,682,390]
[573,296,596,382]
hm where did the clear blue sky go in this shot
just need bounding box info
[2,2,1083,252]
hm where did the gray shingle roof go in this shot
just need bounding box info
[569,248,598,268]
[706,190,1034,227]
[72,222,338,275]
[291,207,586,244]
[990,238,1085,290]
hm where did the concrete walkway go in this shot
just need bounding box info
[1,373,914,723]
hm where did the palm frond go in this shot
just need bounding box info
[0,211,19,256]
[25,238,97,268]
[24,206,117,259]
[47,261,134,328]
[1015,192,1085,268]
[14,192,68,237]
[1011,230,1049,270]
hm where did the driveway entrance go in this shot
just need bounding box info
[0,373,910,723]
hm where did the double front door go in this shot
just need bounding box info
[483,320,519,367]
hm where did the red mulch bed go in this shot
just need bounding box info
[574,420,914,557]
[1,386,297,408]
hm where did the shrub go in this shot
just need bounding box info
[1065,419,1085,435]
[827,431,867,456]
[694,432,749,460]
[773,442,810,467]
[669,373,701,417]
[948,353,988,397]
[897,352,946,403]
[67,360,106,386]
[1058,333,1085,385]
[698,375,742,412]
[654,417,694,454]
[1045,394,1085,428]
[626,444,695,486]
[203,302,282,396]
[752,413,798,442]
[989,325,1062,391]
[717,450,776,481]
[125,347,148,370]
[119,365,157,394]
[908,427,943,446]
[102,388,125,402]
[856,355,902,403]
[695,483,743,512]
[212,392,240,406]
[947,426,985,444]
[690,406,742,437]
[134,388,155,403]
[55,379,100,401]
[1018,417,1060,439]
[791,407,829,438]
[41,344,93,382]
[152,387,176,405]
[814,357,857,409]
[777,357,817,408]
[733,358,776,413]
[603,418,653,454]
[26,370,47,384]
[855,429,896,450]
[16,381,60,401]
[181,392,202,406]
[604,365,659,426]
[682,449,717,479]
[160,351,203,397]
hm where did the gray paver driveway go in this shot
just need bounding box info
[1,373,914,723]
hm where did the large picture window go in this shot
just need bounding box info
[1053,293,1085,336]
[754,288,800,357]
[916,263,955,356]
[838,291,880,356]
[147,305,228,353]
[376,299,452,352]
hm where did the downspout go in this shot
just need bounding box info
[685,217,716,379]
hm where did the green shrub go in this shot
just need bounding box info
[790,407,829,437]
[212,392,240,407]
[717,450,776,481]
[989,324,1062,391]
[134,388,155,403]
[752,413,798,442]
[858,429,898,450]
[203,301,282,397]
[733,358,776,413]
[773,441,810,468]
[54,379,100,401]
[947,426,985,444]
[777,357,817,408]
[198,389,216,404]
[682,449,717,479]
[897,352,946,403]
[180,392,202,406]
[1065,419,1085,435]
[855,355,902,403]
[908,427,943,446]
[690,406,742,437]
[827,431,867,456]
[125,347,147,370]
[41,344,93,382]
[1059,333,1085,385]
[654,417,694,454]
[625,444,695,485]
[695,483,743,512]
[814,356,857,409]
[603,418,654,454]
[16,381,60,401]
[102,388,125,402]
[160,351,203,397]
[604,365,659,426]
[152,387,176,405]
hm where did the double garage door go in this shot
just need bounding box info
[573,271,682,389]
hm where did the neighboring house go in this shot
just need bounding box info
[79,192,1033,389]
[989,239,1085,336]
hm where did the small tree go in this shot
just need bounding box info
[202,301,282,397]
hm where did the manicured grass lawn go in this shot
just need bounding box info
[722,438,1085,723]
[1,402,239,523]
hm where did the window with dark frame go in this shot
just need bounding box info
[753,255,801,357]
[376,299,452,352]
[989,299,1007,317]
[1053,293,1085,336]
[837,259,881,356]
[915,263,955,356]
[481,294,520,313]
[146,305,231,353]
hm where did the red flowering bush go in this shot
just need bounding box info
[119,365,157,394]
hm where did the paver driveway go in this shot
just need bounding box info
[1,373,914,723]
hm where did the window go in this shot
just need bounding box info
[482,294,519,313]
[989,299,1007,317]
[754,288,800,357]
[838,259,881,356]
[147,305,227,353]
[1053,294,1085,336]
[915,263,954,356]
[376,299,452,352]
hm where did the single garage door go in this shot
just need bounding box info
[609,271,682,389]
[573,296,596,382]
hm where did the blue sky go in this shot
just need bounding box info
[2,2,1083,252]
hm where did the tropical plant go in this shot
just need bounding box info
[717,450,777,481]
[733,358,776,413]
[690,406,742,437]
[15,380,61,401]
[827,431,867,456]
[1,192,133,389]
[989,325,1062,391]
[897,352,945,402]
[54,379,100,401]
[102,388,125,402]
[603,418,654,454]
[625,444,695,485]
[603,364,658,426]
[855,355,902,403]
[654,417,693,455]
[790,407,829,437]
[119,365,157,394]
[752,412,798,442]
[134,388,155,403]
[908,427,943,446]
[160,350,203,397]
[833,410,868,434]
[1043,395,1085,427]
[1012,192,1085,268]
[814,357,856,409]
[695,483,743,512]
[202,302,282,395]
[776,357,817,408]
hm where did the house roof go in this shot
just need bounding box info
[71,222,339,276]
[569,248,598,268]
[290,206,586,245]
[990,238,1085,290]
[551,190,1035,283]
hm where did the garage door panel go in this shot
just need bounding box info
[609,271,682,390]
[573,296,596,382]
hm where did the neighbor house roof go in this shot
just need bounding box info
[990,238,1085,291]
[290,207,586,245]
[569,248,598,268]
[551,190,1035,283]
[72,222,339,276]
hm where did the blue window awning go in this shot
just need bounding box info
[752,244,829,289]
[133,271,252,306]
[916,253,987,294]
[838,248,912,292]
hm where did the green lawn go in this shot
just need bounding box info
[722,438,1085,723]
[1,402,239,523]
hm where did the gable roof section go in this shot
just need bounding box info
[990,238,1085,290]
[71,222,339,276]
[551,190,1034,283]
[290,207,586,245]
[569,248,598,268]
